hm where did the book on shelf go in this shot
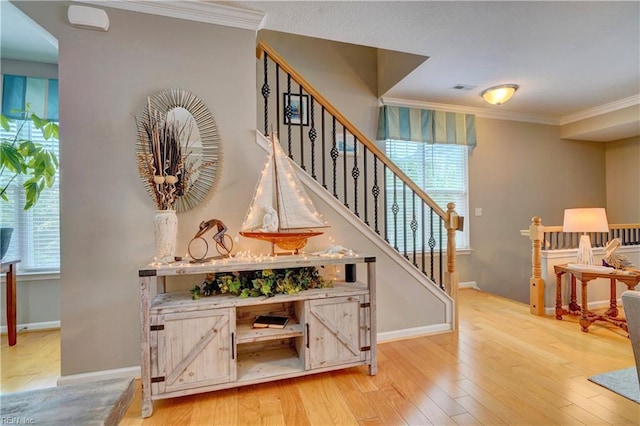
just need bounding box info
[253,315,289,329]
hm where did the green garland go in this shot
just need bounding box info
[190,267,330,300]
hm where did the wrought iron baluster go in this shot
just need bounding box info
[429,208,436,282]
[275,63,281,139]
[383,163,388,242]
[373,157,380,235]
[439,218,444,289]
[285,75,293,158]
[321,108,327,189]
[402,183,407,258]
[363,146,369,226]
[308,97,317,180]
[421,200,426,275]
[410,192,418,267]
[352,138,359,217]
[392,174,398,250]
[342,127,349,208]
[299,85,305,170]
[262,52,270,135]
[330,117,338,198]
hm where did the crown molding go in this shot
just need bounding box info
[75,0,265,31]
[380,97,559,125]
[559,94,640,125]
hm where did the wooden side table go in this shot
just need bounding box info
[554,264,640,332]
[1,259,20,346]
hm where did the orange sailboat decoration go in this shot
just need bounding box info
[239,133,327,254]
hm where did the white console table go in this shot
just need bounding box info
[138,253,376,417]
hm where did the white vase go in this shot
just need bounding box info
[154,210,177,263]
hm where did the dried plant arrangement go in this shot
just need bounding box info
[136,96,216,210]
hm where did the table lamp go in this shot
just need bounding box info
[562,208,609,266]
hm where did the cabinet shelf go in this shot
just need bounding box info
[236,320,304,344]
[237,347,304,382]
[150,282,369,313]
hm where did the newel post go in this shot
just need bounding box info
[445,202,460,331]
[529,216,545,316]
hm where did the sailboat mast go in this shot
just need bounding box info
[271,133,281,232]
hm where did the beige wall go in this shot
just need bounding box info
[605,136,640,223]
[18,1,261,375]
[258,30,379,142]
[462,118,606,302]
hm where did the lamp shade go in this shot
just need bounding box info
[480,84,518,105]
[562,208,609,233]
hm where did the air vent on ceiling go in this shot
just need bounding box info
[451,84,476,91]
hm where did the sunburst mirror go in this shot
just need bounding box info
[136,88,221,212]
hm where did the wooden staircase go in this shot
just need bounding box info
[256,41,464,329]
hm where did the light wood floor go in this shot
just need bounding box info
[0,327,60,393]
[2,289,638,425]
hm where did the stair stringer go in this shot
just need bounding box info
[255,131,454,339]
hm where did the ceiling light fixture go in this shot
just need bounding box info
[480,84,519,105]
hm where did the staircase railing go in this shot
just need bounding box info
[523,216,640,316]
[256,41,462,299]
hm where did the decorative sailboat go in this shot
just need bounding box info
[239,133,327,254]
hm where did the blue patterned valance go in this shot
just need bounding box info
[377,105,476,146]
[2,74,59,121]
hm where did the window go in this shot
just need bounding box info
[385,140,469,251]
[1,119,60,272]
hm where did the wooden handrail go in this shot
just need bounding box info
[257,40,448,221]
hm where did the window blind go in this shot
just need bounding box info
[0,120,60,271]
[385,140,469,251]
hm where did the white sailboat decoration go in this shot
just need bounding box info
[240,132,327,254]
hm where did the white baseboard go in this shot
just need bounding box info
[377,323,452,342]
[0,320,60,334]
[459,281,480,290]
[57,324,453,386]
[57,366,141,386]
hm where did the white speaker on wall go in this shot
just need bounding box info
[67,5,110,31]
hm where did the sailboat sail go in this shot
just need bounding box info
[241,148,275,231]
[241,134,326,232]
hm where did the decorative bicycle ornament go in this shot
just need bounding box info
[188,219,233,262]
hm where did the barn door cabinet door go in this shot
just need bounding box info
[305,295,369,370]
[151,308,236,394]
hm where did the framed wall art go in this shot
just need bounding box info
[283,93,309,126]
[336,130,357,156]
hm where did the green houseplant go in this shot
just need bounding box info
[0,110,59,258]
[190,267,330,300]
